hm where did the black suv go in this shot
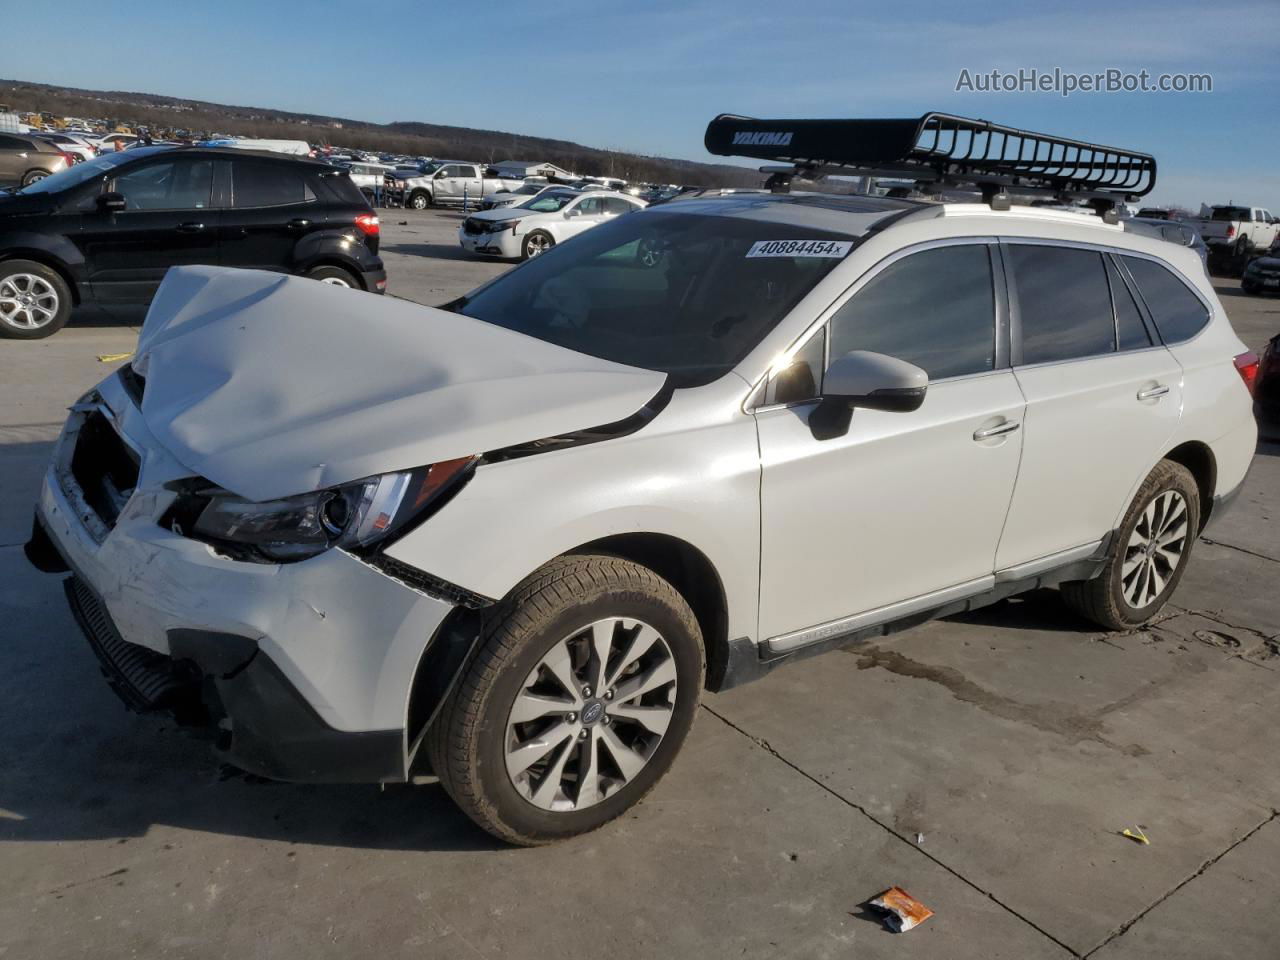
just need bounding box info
[0,146,386,339]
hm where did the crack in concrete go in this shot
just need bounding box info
[1169,604,1278,642]
[1200,537,1280,566]
[1082,809,1280,957]
[701,704,1080,958]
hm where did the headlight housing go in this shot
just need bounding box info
[163,457,477,563]
[489,219,519,233]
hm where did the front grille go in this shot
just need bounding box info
[463,218,484,235]
[64,577,190,712]
[70,411,139,529]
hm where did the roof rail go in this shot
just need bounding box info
[704,113,1156,205]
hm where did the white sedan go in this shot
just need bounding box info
[459,188,645,260]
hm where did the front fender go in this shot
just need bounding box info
[383,409,762,645]
[0,230,86,289]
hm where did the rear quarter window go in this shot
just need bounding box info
[1120,256,1210,343]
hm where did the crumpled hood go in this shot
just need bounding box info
[134,266,665,501]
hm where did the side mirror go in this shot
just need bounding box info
[564,207,581,218]
[97,191,126,212]
[809,350,928,440]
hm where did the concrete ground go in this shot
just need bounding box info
[1,209,1277,959]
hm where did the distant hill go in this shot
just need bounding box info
[0,78,760,187]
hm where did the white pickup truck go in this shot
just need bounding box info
[399,162,524,210]
[1190,205,1280,267]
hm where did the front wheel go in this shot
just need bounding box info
[521,230,554,260]
[0,259,72,339]
[1061,460,1200,630]
[428,555,704,845]
[409,191,431,210]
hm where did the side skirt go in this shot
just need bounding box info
[707,542,1108,693]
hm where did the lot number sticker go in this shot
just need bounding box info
[747,239,852,258]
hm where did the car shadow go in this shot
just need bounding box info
[943,588,1099,633]
[67,302,148,330]
[380,241,512,263]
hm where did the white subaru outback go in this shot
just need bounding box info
[28,122,1259,846]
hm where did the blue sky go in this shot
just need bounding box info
[4,0,1276,209]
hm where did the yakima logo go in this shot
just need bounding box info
[732,131,794,146]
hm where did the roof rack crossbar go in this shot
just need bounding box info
[706,112,1156,199]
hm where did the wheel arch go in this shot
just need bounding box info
[0,248,82,305]
[1162,440,1217,531]
[570,532,729,691]
[296,255,368,290]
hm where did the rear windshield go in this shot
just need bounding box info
[455,209,859,387]
[1211,206,1250,221]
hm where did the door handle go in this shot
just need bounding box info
[1137,384,1170,401]
[288,218,312,230]
[973,420,1020,441]
[176,221,205,233]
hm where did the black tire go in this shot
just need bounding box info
[20,169,49,187]
[0,259,73,340]
[521,230,555,261]
[1061,460,1200,630]
[428,554,704,846]
[304,265,360,289]
[409,191,432,210]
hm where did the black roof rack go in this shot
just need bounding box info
[704,113,1156,204]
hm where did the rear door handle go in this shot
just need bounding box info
[176,221,205,233]
[1137,384,1170,401]
[973,420,1020,441]
[288,218,312,230]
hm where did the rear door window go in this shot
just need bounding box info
[1107,257,1152,351]
[1120,256,1210,343]
[232,160,315,208]
[1009,245,1114,365]
[829,243,997,380]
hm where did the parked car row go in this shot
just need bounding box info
[0,146,385,339]
[459,187,646,260]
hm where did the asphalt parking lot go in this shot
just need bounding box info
[1,208,1277,959]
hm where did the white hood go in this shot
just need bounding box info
[133,266,666,502]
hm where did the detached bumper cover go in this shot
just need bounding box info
[60,568,407,783]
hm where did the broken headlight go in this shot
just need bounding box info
[165,457,477,563]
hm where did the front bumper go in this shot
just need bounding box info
[458,225,519,257]
[30,372,459,782]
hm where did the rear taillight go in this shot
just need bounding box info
[60,151,77,166]
[354,213,380,237]
[1234,352,1260,396]
[1225,225,1235,238]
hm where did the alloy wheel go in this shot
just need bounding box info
[319,277,351,287]
[0,273,60,331]
[504,617,677,812]
[1122,490,1189,608]
[526,234,550,257]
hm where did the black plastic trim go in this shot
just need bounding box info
[24,513,69,573]
[707,554,1107,692]
[482,381,674,463]
[358,552,494,609]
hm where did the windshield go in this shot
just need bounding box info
[520,192,576,212]
[1211,206,1250,221]
[456,208,858,386]
[517,184,544,194]
[15,151,136,195]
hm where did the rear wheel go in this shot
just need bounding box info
[1061,460,1200,629]
[429,555,704,845]
[521,230,554,260]
[21,169,49,187]
[305,265,359,289]
[0,260,72,339]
